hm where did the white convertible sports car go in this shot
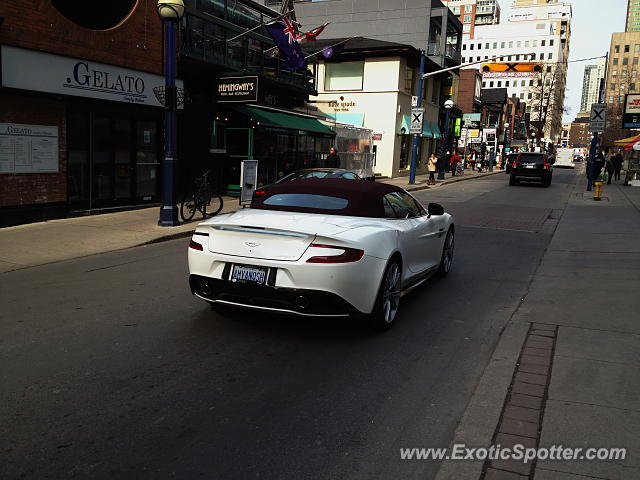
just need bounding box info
[188,178,455,329]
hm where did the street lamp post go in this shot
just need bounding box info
[531,132,536,152]
[157,0,184,227]
[439,99,454,180]
[502,122,509,169]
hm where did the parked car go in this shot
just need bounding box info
[188,178,455,330]
[251,168,361,205]
[509,153,553,187]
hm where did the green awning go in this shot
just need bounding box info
[421,122,433,138]
[400,115,411,135]
[235,105,334,135]
[431,122,442,139]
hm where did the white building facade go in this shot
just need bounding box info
[460,1,572,141]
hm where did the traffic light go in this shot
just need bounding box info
[481,62,543,74]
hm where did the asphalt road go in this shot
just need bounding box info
[0,168,578,480]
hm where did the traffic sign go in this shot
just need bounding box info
[589,103,606,133]
[481,62,542,74]
[411,96,418,107]
[410,107,424,134]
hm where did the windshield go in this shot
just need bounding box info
[517,154,545,164]
[262,193,349,210]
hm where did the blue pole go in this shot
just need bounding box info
[409,52,426,185]
[159,19,180,226]
[439,109,451,180]
[587,132,598,192]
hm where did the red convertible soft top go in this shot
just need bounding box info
[252,178,405,218]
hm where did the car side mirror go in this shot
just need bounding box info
[428,203,445,216]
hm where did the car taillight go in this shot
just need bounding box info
[543,161,550,169]
[512,161,518,169]
[254,190,267,196]
[306,243,364,263]
[189,240,204,251]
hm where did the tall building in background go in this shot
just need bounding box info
[460,1,572,141]
[627,0,640,32]
[602,31,640,145]
[579,58,606,115]
[441,0,501,39]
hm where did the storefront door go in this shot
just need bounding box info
[68,111,160,209]
[224,128,253,196]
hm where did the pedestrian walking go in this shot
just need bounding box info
[477,154,484,173]
[605,152,615,184]
[612,150,623,181]
[470,152,476,171]
[427,153,437,185]
[437,152,448,180]
[326,147,341,168]
[450,150,461,177]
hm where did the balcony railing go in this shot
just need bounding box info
[180,11,315,92]
[427,43,462,64]
[446,45,462,63]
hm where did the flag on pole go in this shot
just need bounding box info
[318,39,349,59]
[295,23,329,43]
[264,17,307,70]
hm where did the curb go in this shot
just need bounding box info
[400,171,504,192]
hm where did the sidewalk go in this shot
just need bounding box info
[437,176,640,480]
[384,168,502,192]
[0,170,501,273]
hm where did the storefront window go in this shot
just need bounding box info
[136,121,158,198]
[227,37,245,69]
[247,38,263,73]
[68,113,90,204]
[325,62,364,91]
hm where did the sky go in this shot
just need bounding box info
[500,0,627,122]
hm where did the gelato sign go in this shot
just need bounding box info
[217,76,258,102]
[1,45,183,108]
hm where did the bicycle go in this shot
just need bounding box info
[180,170,224,221]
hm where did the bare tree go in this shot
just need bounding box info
[525,62,567,142]
[602,75,633,147]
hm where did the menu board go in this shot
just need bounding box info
[0,123,59,173]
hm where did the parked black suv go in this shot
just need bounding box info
[509,153,553,187]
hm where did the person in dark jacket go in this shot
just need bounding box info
[593,151,605,180]
[612,150,623,181]
[326,147,341,168]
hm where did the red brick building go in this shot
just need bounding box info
[0,0,164,225]
[569,117,591,147]
[1,1,321,226]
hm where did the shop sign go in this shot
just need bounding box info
[1,45,183,108]
[218,76,259,103]
[372,133,383,141]
[463,113,481,123]
[0,123,59,174]
[328,99,357,112]
[623,95,640,128]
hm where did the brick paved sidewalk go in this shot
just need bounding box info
[436,177,640,480]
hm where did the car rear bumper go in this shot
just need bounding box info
[189,274,362,317]
[511,170,550,181]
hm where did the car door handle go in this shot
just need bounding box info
[437,228,445,237]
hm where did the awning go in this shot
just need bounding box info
[614,134,640,147]
[421,122,433,138]
[400,115,411,135]
[325,113,365,127]
[431,122,442,139]
[234,105,334,135]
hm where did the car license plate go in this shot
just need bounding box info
[525,165,536,169]
[231,265,267,284]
